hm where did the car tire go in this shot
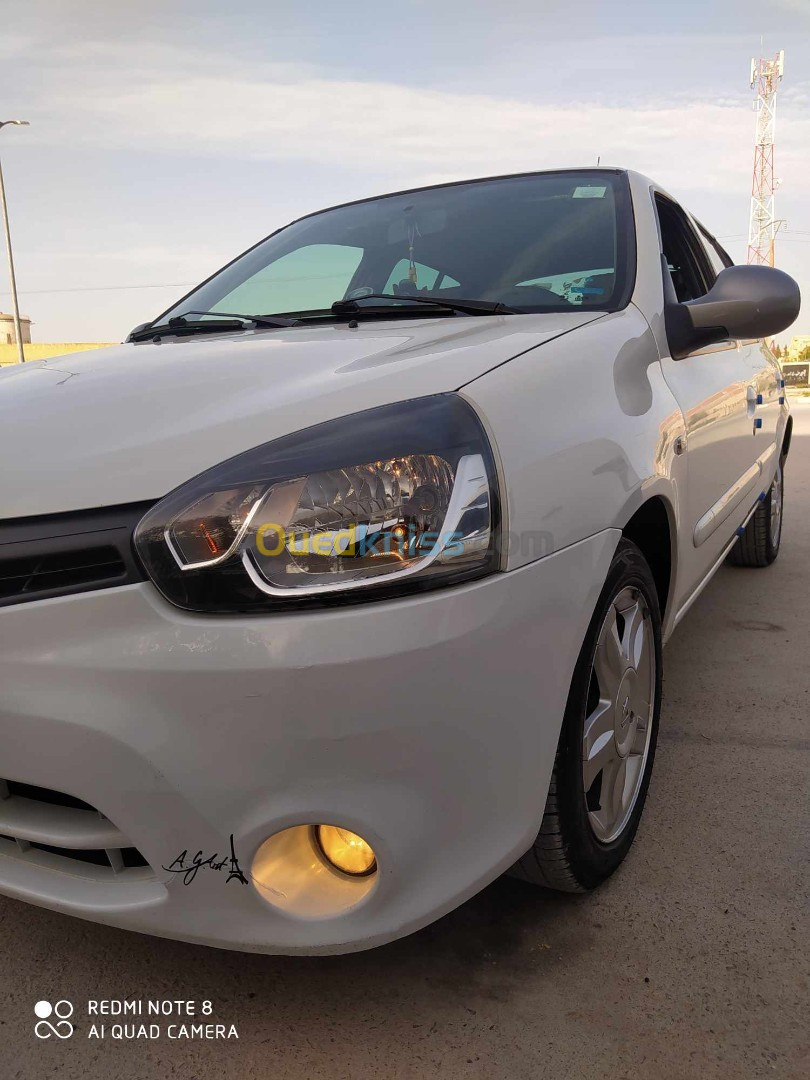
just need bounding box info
[512,538,662,893]
[726,460,783,568]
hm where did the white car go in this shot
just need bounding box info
[0,168,799,954]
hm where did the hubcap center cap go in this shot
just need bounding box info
[614,669,638,757]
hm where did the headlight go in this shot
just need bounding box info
[134,395,500,613]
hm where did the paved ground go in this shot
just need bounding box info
[2,406,809,1080]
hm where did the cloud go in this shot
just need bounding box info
[772,0,810,14]
[14,41,809,201]
[5,27,809,344]
[0,34,34,60]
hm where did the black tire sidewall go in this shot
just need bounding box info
[764,462,783,562]
[553,538,663,890]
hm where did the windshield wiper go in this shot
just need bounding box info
[128,310,297,342]
[330,294,516,317]
[179,310,299,327]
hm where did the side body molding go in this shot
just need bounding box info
[693,443,776,547]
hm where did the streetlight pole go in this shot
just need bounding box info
[0,120,29,364]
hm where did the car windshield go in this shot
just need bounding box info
[159,170,633,323]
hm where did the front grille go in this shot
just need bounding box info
[0,545,126,600]
[4,779,95,812]
[0,502,153,607]
[0,777,153,881]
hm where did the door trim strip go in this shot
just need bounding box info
[693,443,776,548]
[675,500,760,629]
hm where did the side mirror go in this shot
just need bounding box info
[665,263,801,360]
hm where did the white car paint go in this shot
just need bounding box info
[0,311,599,518]
[0,168,792,953]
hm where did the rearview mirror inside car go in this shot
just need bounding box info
[666,263,801,359]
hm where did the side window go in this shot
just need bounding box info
[697,224,734,277]
[699,239,726,279]
[383,258,460,293]
[211,244,363,314]
[654,196,715,303]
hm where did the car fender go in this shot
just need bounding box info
[461,305,684,587]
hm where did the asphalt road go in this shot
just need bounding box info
[2,405,809,1080]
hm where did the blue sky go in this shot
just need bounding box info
[2,0,809,343]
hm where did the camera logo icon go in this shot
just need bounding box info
[34,1000,74,1039]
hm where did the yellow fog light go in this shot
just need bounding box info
[315,825,377,877]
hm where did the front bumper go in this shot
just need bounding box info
[0,529,618,954]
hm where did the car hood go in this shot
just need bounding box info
[0,312,602,517]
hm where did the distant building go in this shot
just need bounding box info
[0,342,117,366]
[0,312,32,345]
[786,335,810,361]
[0,310,118,365]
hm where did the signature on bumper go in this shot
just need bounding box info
[161,834,248,886]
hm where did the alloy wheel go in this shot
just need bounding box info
[582,586,656,843]
[770,462,783,549]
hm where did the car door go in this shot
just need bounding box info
[695,221,784,455]
[653,194,774,600]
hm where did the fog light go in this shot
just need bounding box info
[315,825,377,877]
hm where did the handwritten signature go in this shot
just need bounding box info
[161,834,248,886]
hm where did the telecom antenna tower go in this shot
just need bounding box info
[747,50,785,267]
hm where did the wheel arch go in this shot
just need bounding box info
[619,495,676,619]
[781,413,793,462]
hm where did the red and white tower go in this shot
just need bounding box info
[747,50,785,267]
